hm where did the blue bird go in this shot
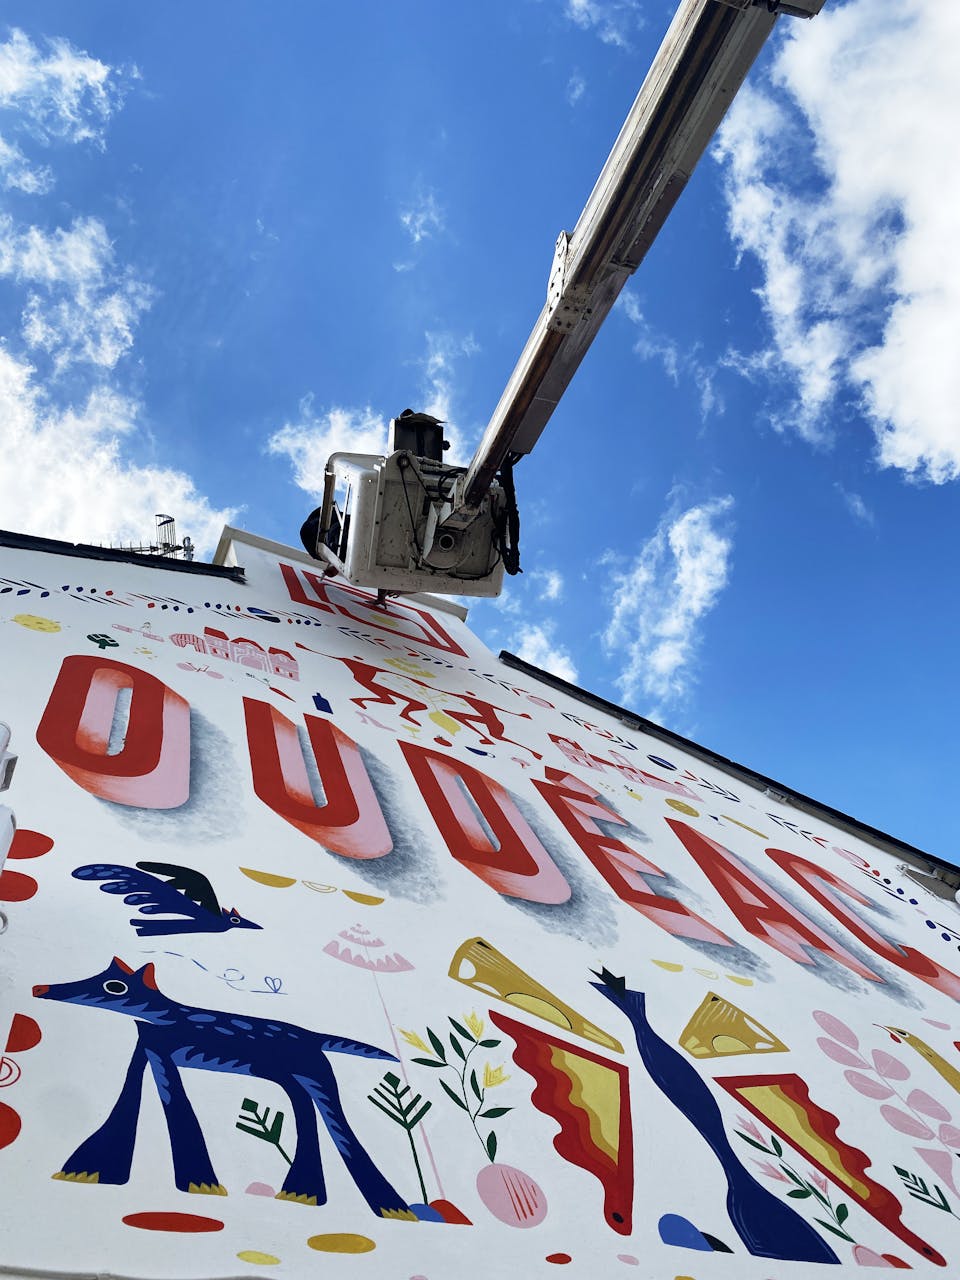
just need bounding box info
[591,967,839,1265]
[73,861,262,937]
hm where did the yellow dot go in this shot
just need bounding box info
[13,614,61,633]
[652,960,684,972]
[236,1251,280,1266]
[307,1234,376,1254]
[665,799,699,816]
[240,867,297,888]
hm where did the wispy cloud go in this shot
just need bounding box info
[836,484,874,526]
[714,0,960,483]
[515,621,579,683]
[399,189,445,245]
[0,27,229,556]
[268,330,481,493]
[0,28,131,146]
[266,401,388,497]
[533,568,564,602]
[564,0,643,50]
[566,71,586,107]
[0,215,153,371]
[603,497,734,711]
[618,289,722,419]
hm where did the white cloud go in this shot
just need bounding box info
[603,497,733,709]
[0,133,52,193]
[566,71,586,107]
[269,331,482,494]
[0,347,235,555]
[564,0,642,49]
[399,190,445,245]
[0,28,127,146]
[618,289,721,419]
[533,568,564,602]
[0,215,152,370]
[266,401,388,497]
[713,0,960,482]
[836,485,873,526]
[515,621,579,683]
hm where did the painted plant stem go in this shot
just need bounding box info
[737,1123,856,1244]
[236,1098,293,1166]
[402,1014,512,1163]
[367,1072,432,1203]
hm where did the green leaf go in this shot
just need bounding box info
[783,1167,807,1187]
[736,1132,770,1152]
[236,1121,265,1139]
[383,1072,401,1089]
[479,1039,500,1048]
[450,1033,467,1061]
[411,1056,445,1068]
[815,1219,854,1242]
[770,1136,783,1157]
[368,1096,403,1125]
[486,1131,498,1163]
[439,1078,468,1111]
[787,1188,812,1199]
[407,1102,432,1128]
[481,1106,512,1119]
[427,1028,447,1061]
[449,1017,473,1041]
[470,1069,482,1101]
[266,1111,285,1143]
[240,1098,260,1114]
[835,1204,849,1225]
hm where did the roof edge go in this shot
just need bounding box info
[213,525,470,621]
[498,649,960,886]
[0,528,244,582]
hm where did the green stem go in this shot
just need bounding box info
[406,1123,428,1202]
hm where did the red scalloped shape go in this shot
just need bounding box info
[122,1212,224,1233]
[5,1014,41,1054]
[7,830,54,860]
[0,870,37,902]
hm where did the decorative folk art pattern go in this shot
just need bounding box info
[2,538,960,1276]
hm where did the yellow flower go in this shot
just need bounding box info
[464,1011,485,1039]
[399,1028,431,1055]
[483,1062,510,1089]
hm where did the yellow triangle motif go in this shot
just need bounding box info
[679,991,788,1060]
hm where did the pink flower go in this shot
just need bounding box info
[810,1171,829,1193]
[753,1159,789,1183]
[739,1114,763,1141]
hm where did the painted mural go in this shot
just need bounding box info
[2,532,960,1277]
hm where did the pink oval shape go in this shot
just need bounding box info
[872,1050,910,1081]
[817,1037,867,1068]
[906,1089,951,1122]
[879,1105,933,1139]
[812,1011,859,1049]
[476,1163,547,1228]
[844,1070,894,1100]
[938,1123,960,1147]
[923,1018,951,1031]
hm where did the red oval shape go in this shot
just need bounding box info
[0,870,37,902]
[122,1212,224,1233]
[546,1254,572,1265]
[5,1013,41,1054]
[0,1102,22,1149]
[8,830,54,860]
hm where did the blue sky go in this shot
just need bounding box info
[0,2,957,861]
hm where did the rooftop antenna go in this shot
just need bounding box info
[104,513,195,561]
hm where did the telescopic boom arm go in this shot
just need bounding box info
[451,0,822,524]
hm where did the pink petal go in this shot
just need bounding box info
[852,1245,898,1268]
[813,1010,859,1049]
[844,1070,895,1100]
[738,1114,763,1141]
[923,1018,951,1030]
[906,1089,951,1122]
[916,1146,960,1198]
[937,1123,960,1148]
[818,1037,867,1068]
[872,1050,910,1081]
[879,1105,933,1139]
